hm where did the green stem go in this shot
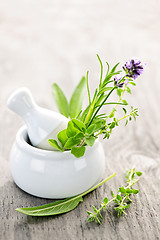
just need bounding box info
[86,71,91,105]
[97,54,103,89]
[88,87,116,127]
[80,173,116,198]
[84,96,97,124]
[94,114,130,138]
[104,102,128,106]
[107,86,126,120]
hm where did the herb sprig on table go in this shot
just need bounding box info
[87,168,142,224]
[16,169,142,221]
[49,57,145,157]
[16,173,116,216]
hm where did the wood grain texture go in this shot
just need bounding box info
[0,0,160,239]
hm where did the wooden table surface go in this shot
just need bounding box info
[0,0,160,239]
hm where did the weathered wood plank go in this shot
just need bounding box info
[0,0,160,239]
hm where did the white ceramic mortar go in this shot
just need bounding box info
[10,125,106,199]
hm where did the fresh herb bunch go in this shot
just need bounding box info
[87,168,142,224]
[49,57,145,157]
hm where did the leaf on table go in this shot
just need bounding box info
[16,196,83,216]
[16,173,116,216]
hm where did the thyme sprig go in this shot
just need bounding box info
[87,168,142,224]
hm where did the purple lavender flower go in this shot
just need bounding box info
[123,58,144,79]
[114,76,128,88]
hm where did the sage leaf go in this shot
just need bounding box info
[48,139,63,151]
[52,83,69,118]
[16,197,83,216]
[71,146,85,158]
[69,76,87,118]
[16,173,116,216]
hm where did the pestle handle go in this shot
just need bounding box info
[7,88,36,118]
[7,87,69,149]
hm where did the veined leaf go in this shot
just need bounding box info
[69,77,87,118]
[95,93,105,107]
[64,137,81,149]
[85,137,95,147]
[57,129,68,147]
[16,196,83,216]
[80,106,90,123]
[98,87,113,95]
[117,88,123,97]
[52,83,69,118]
[66,121,80,138]
[48,139,63,151]
[110,62,120,74]
[71,146,86,158]
[87,124,96,135]
[71,119,86,133]
[16,173,116,216]
[103,71,121,87]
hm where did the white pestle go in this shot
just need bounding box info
[7,88,68,150]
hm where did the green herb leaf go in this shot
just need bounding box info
[103,197,108,204]
[122,100,128,105]
[136,171,142,176]
[122,108,127,115]
[116,194,122,202]
[71,146,86,158]
[117,88,123,97]
[98,87,113,95]
[57,129,68,147]
[129,82,136,86]
[48,139,63,151]
[66,121,80,138]
[88,216,96,222]
[80,106,90,123]
[69,76,86,118]
[16,173,116,216]
[71,119,86,133]
[16,196,83,216]
[92,205,98,213]
[52,83,69,118]
[87,168,142,224]
[132,189,139,194]
[64,137,81,149]
[126,189,132,194]
[127,86,131,94]
[119,187,126,194]
[85,136,95,147]
[87,124,96,135]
